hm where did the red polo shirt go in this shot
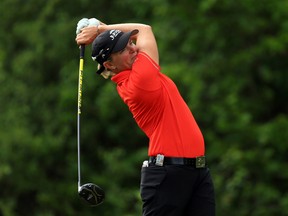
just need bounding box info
[111,52,204,157]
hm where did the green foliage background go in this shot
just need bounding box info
[1,0,288,215]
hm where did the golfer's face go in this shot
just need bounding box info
[110,39,138,72]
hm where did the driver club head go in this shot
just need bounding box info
[78,183,105,206]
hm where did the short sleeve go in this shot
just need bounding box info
[130,52,161,91]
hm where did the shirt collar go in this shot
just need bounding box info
[111,70,130,84]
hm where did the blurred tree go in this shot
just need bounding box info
[0,0,287,215]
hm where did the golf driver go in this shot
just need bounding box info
[77,19,105,206]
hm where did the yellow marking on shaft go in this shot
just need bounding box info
[78,59,84,114]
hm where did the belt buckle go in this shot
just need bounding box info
[196,156,206,168]
[155,154,164,166]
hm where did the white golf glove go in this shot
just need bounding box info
[88,18,100,27]
[76,18,100,35]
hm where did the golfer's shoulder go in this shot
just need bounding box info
[136,52,160,70]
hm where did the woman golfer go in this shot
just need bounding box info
[76,21,215,216]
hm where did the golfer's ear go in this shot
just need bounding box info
[103,61,116,70]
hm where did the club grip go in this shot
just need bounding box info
[80,45,85,59]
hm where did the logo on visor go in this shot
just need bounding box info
[109,30,121,40]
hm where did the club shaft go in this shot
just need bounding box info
[77,113,81,190]
[77,45,85,190]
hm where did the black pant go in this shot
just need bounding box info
[140,165,215,216]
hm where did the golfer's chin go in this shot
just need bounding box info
[131,52,138,64]
[118,58,138,71]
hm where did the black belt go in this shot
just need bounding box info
[149,154,206,168]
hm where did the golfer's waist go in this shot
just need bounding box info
[148,154,206,167]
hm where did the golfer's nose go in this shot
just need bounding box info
[128,43,137,53]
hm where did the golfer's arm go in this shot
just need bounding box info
[99,23,159,64]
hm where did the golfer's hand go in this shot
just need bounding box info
[76,18,89,34]
[76,26,99,45]
[75,18,100,45]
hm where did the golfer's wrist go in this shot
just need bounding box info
[97,24,105,34]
